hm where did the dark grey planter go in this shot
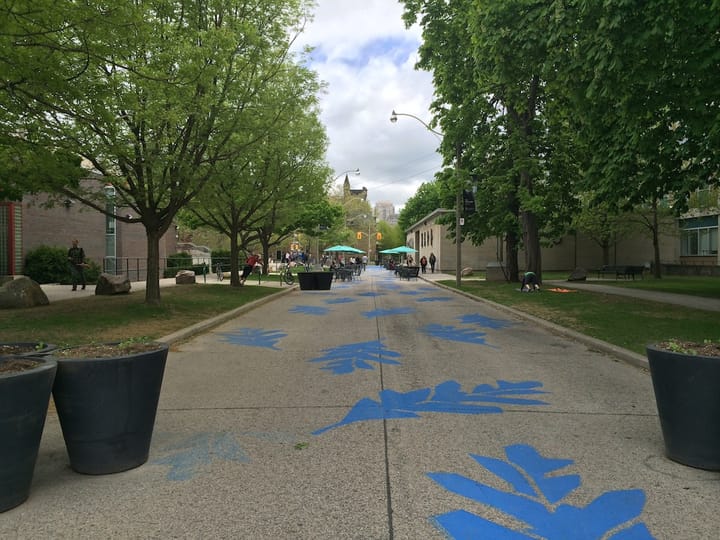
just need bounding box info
[0,342,56,358]
[646,344,720,470]
[51,343,168,475]
[0,355,57,512]
[297,271,334,291]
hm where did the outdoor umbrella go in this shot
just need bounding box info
[386,245,417,254]
[323,245,365,254]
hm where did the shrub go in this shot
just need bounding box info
[24,245,70,284]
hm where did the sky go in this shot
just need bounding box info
[291,0,443,214]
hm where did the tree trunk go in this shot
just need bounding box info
[521,207,542,282]
[145,230,162,306]
[229,233,241,287]
[651,198,662,279]
[505,230,520,283]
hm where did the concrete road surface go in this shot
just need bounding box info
[5,266,718,539]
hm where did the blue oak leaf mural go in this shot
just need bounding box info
[363,307,415,318]
[310,340,402,374]
[416,296,453,302]
[313,380,547,435]
[399,290,423,296]
[325,297,357,304]
[458,313,514,330]
[218,328,286,349]
[154,432,250,481]
[422,324,497,346]
[357,291,384,297]
[429,444,654,539]
[289,305,331,315]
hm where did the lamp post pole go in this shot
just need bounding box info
[390,110,462,287]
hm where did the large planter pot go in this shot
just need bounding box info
[297,271,334,291]
[646,344,720,470]
[51,342,169,475]
[0,342,56,358]
[0,355,57,512]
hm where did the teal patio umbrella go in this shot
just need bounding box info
[323,245,365,254]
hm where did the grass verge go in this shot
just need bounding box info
[446,278,719,355]
[0,284,280,346]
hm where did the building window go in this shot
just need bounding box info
[680,216,718,256]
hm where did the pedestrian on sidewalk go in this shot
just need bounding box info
[67,238,87,291]
[420,255,428,273]
[429,252,436,273]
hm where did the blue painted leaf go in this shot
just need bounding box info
[434,509,535,540]
[363,307,415,318]
[313,380,546,434]
[154,432,249,481]
[310,340,402,375]
[325,297,356,304]
[398,290,423,296]
[504,445,578,503]
[422,324,497,346]
[458,313,514,329]
[218,328,286,350]
[470,455,538,498]
[435,380,548,406]
[417,296,453,302]
[357,291,383,297]
[610,522,655,539]
[472,380,547,398]
[289,305,330,315]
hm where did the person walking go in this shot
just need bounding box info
[429,252,436,273]
[420,255,428,273]
[67,238,87,291]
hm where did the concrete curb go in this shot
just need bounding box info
[421,276,649,371]
[157,285,297,346]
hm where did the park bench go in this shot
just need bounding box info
[596,265,645,280]
[396,266,420,280]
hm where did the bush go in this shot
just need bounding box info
[24,245,102,284]
[167,252,192,269]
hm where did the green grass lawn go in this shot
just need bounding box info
[0,284,280,347]
[446,276,719,355]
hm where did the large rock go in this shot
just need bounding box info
[567,268,588,282]
[95,273,131,295]
[175,270,196,285]
[461,267,474,277]
[0,276,49,308]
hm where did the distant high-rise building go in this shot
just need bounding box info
[374,201,395,222]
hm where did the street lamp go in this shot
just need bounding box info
[333,168,360,182]
[390,109,462,287]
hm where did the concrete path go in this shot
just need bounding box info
[5,267,718,538]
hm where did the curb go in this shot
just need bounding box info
[158,285,297,346]
[421,276,649,371]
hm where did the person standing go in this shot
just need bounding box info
[67,239,86,291]
[429,252,436,273]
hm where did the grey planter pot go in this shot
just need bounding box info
[646,344,720,470]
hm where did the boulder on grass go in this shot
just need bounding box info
[567,268,588,282]
[0,276,49,309]
[175,270,196,285]
[461,267,474,277]
[95,273,131,295]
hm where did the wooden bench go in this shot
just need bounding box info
[396,266,420,280]
[596,265,645,280]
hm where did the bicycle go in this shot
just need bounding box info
[279,263,295,285]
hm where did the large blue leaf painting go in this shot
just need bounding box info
[422,323,497,346]
[218,328,286,349]
[363,307,416,318]
[357,291,384,297]
[313,380,547,435]
[458,313,514,330]
[429,444,654,539]
[416,296,453,302]
[153,432,250,481]
[289,305,331,315]
[310,340,402,374]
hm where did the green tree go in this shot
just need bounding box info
[0,0,312,304]
[398,181,444,231]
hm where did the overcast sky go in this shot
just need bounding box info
[292,0,443,214]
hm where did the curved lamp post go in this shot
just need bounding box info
[390,110,462,287]
[333,168,360,182]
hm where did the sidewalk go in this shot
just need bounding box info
[6,266,719,538]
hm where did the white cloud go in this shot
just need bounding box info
[292,0,443,214]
